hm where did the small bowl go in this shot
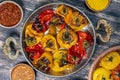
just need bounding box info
[88,45,120,80]
[10,63,35,80]
[85,0,111,12]
[0,1,23,28]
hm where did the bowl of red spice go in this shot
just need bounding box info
[0,0,23,28]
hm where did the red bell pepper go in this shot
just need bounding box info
[33,9,54,33]
[67,31,93,64]
[77,31,93,49]
[25,43,44,60]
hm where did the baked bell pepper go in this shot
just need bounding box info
[57,29,78,49]
[65,12,88,31]
[52,50,74,72]
[53,50,67,60]
[41,34,58,52]
[25,43,44,60]
[25,23,43,46]
[32,52,53,73]
[67,44,83,64]
[33,9,54,33]
[52,59,74,72]
[49,15,66,35]
[100,52,120,70]
[77,31,93,49]
[67,31,93,64]
[93,68,111,80]
[56,4,72,18]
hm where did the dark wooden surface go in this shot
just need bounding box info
[0,0,120,80]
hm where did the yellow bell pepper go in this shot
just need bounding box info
[57,29,78,49]
[41,34,58,52]
[49,26,56,36]
[93,68,111,80]
[26,23,43,40]
[25,23,43,46]
[56,4,72,18]
[65,12,88,31]
[99,52,120,70]
[52,59,74,72]
[32,52,53,69]
[53,50,67,60]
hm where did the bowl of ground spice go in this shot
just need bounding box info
[0,1,23,28]
[11,63,35,80]
[85,0,110,12]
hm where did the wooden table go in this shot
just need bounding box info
[0,0,120,80]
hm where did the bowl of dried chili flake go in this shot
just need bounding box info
[0,1,23,28]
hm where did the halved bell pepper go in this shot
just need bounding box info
[67,31,93,64]
[41,34,58,52]
[53,50,67,60]
[67,44,83,64]
[56,5,72,18]
[77,31,93,49]
[100,52,120,70]
[52,59,74,72]
[93,68,111,80]
[25,23,43,46]
[25,43,44,60]
[49,15,66,35]
[52,50,74,72]
[65,12,88,31]
[33,9,54,33]
[57,28,78,49]
[32,52,53,73]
